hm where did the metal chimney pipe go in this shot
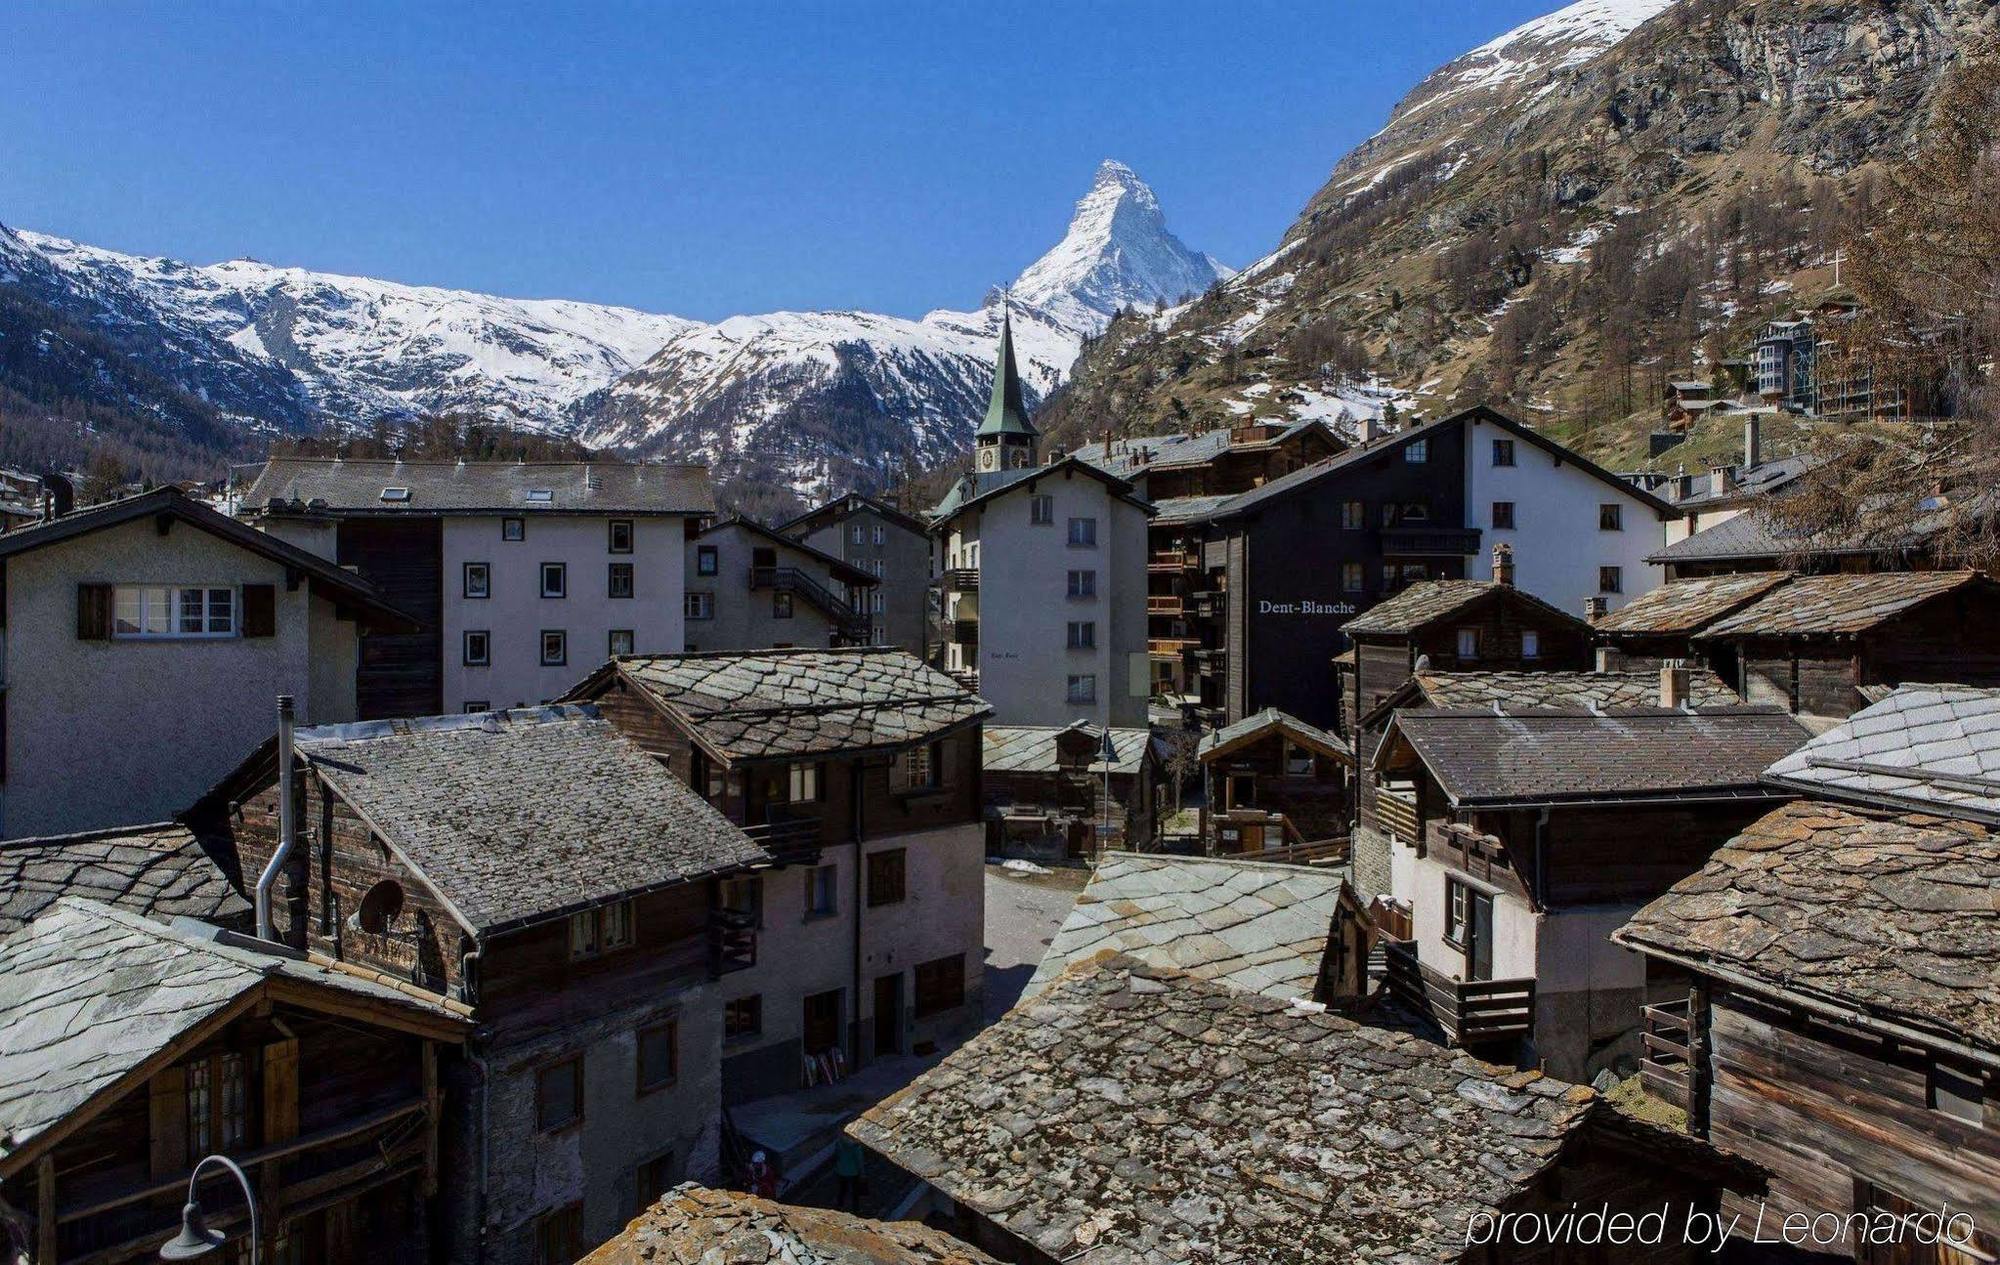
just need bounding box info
[256,696,297,942]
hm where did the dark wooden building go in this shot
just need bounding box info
[980,723,1162,858]
[1194,708,1350,862]
[190,705,771,1265]
[0,898,466,1265]
[1589,571,1793,672]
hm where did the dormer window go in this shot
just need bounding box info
[380,486,411,503]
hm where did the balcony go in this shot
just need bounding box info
[1375,787,1419,843]
[710,907,758,975]
[740,807,824,868]
[1148,636,1201,660]
[750,565,870,643]
[1188,590,1226,619]
[1640,998,1695,1113]
[949,618,979,645]
[945,668,979,692]
[940,567,979,592]
[1380,526,1482,557]
[1147,549,1199,574]
[1381,940,1535,1046]
[1147,595,1185,616]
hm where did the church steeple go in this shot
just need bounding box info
[975,306,1038,472]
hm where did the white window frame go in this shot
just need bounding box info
[112,585,237,639]
[1404,439,1429,464]
[541,629,567,666]
[1456,628,1480,659]
[1030,495,1055,525]
[1066,674,1097,705]
[1066,570,1096,599]
[1066,621,1096,650]
[1066,517,1098,548]
[685,592,714,620]
[872,525,886,545]
[464,630,491,666]
[788,762,820,803]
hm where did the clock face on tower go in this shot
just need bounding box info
[979,448,997,471]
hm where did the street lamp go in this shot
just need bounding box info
[159,1155,259,1263]
[1098,725,1118,847]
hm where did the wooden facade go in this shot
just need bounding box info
[1197,719,1349,858]
[338,518,443,721]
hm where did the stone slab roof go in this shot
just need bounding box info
[601,648,991,764]
[581,1183,1000,1265]
[243,458,715,516]
[1763,686,2000,824]
[1341,580,1583,637]
[1197,708,1349,762]
[1148,493,1239,526]
[1378,708,1809,807]
[850,956,1607,1265]
[0,823,248,936]
[1409,669,1740,713]
[1695,570,1987,638]
[1024,853,1344,1003]
[1666,456,1813,511]
[928,457,1153,525]
[1614,802,2000,1054]
[0,899,463,1169]
[984,724,1152,776]
[1076,421,1324,482]
[294,706,768,937]
[1591,572,1795,635]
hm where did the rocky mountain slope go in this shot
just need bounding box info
[1039,0,1996,468]
[570,161,1226,504]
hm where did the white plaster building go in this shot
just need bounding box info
[684,518,877,653]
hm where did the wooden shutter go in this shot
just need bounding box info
[148,1065,189,1177]
[262,1037,299,1144]
[76,583,113,640]
[241,584,277,638]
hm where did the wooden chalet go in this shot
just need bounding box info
[188,704,771,1265]
[0,899,466,1265]
[1589,571,1794,671]
[1370,689,1807,1079]
[980,722,1161,858]
[1194,708,1351,864]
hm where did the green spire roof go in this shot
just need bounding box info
[978,311,1037,439]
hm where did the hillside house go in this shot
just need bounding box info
[776,493,930,653]
[0,899,466,1265]
[685,517,878,652]
[980,722,1160,857]
[1195,708,1350,860]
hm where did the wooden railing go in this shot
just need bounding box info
[1381,940,1534,1045]
[710,908,758,975]
[940,567,979,592]
[1246,836,1352,867]
[1380,526,1482,557]
[1641,999,1695,1112]
[749,566,870,641]
[1147,549,1199,573]
[1375,788,1419,842]
[740,810,823,867]
[945,668,979,692]
[1147,594,1185,616]
[1148,636,1201,658]
[950,618,979,645]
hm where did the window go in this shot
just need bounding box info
[1067,517,1097,547]
[185,1054,213,1158]
[1342,562,1364,593]
[1456,628,1480,660]
[867,848,908,907]
[1521,630,1540,660]
[464,630,491,666]
[1492,501,1515,530]
[1599,503,1624,531]
[1380,502,1398,528]
[609,520,634,553]
[609,629,634,657]
[465,700,491,713]
[568,900,634,959]
[534,1204,583,1265]
[1599,566,1623,595]
[636,1021,679,1094]
[806,864,838,919]
[1445,879,1470,947]
[526,489,555,504]
[851,524,865,544]
[541,630,567,666]
[871,590,884,614]
[536,1058,583,1132]
[634,1153,677,1213]
[1066,620,1096,650]
[1030,495,1054,525]
[696,545,719,576]
[891,742,940,793]
[772,592,794,619]
[539,562,567,599]
[789,762,822,803]
[380,486,411,502]
[721,874,764,925]
[1067,674,1097,704]
[1929,1061,1985,1126]
[1399,501,1430,523]
[1285,742,1314,778]
[1492,439,1516,467]
[913,954,966,1018]
[685,592,713,620]
[113,586,236,638]
[872,525,886,545]
[724,995,762,1041]
[502,517,525,541]
[1404,438,1429,463]
[357,880,404,933]
[602,899,634,950]
[463,562,491,599]
[1066,570,1096,599]
[1341,500,1364,530]
[608,562,634,599]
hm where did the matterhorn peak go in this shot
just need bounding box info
[1008,160,1228,332]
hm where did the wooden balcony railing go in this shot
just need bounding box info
[1375,788,1419,842]
[1641,998,1695,1112]
[940,567,979,592]
[1147,595,1185,616]
[740,809,823,868]
[710,908,758,975]
[1147,549,1199,573]
[1380,526,1482,557]
[949,618,979,645]
[1381,940,1534,1046]
[1148,636,1201,658]
[945,668,979,692]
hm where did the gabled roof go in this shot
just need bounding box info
[1024,852,1350,1002]
[927,455,1155,525]
[1591,571,1794,635]
[242,457,715,517]
[1340,579,1586,638]
[773,491,928,540]
[1358,669,1741,732]
[571,648,991,766]
[983,723,1153,776]
[0,486,415,631]
[1664,455,1812,511]
[696,515,880,587]
[977,312,1036,439]
[1148,492,1239,526]
[1197,707,1349,764]
[850,955,1668,1265]
[1763,686,2000,824]
[0,899,466,1176]
[1075,419,1337,482]
[1695,570,1992,638]
[1375,707,1808,807]
[278,706,767,938]
[1614,802,2000,1062]
[583,1183,1000,1265]
[1216,405,1674,522]
[0,822,248,936]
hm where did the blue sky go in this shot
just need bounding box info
[2,2,1559,321]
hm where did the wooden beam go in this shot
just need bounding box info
[422,1041,440,1199]
[37,1153,56,1264]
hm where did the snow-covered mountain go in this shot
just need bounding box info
[572,160,1226,501]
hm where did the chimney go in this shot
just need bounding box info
[1583,596,1608,623]
[40,472,74,521]
[1103,430,1113,459]
[256,696,297,943]
[1594,646,1614,673]
[1491,542,1515,587]
[1743,416,1762,470]
[1710,464,1736,495]
[1660,662,1691,709]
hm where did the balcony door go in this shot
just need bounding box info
[1466,890,1494,981]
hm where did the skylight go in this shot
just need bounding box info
[526,489,554,504]
[380,487,411,502]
